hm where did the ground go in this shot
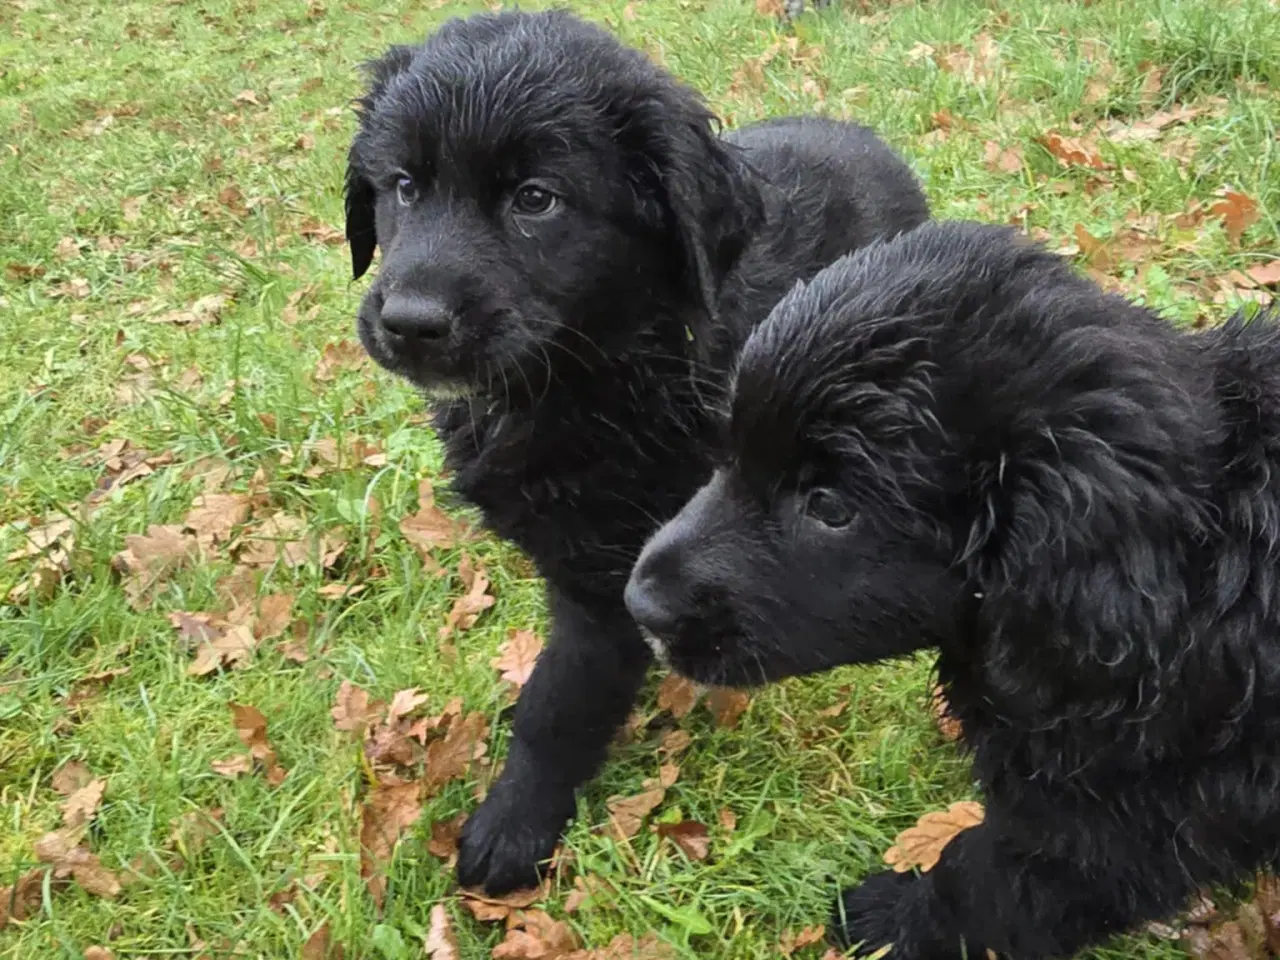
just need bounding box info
[1,0,1277,957]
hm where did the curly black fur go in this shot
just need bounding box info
[626,220,1280,959]
[343,9,930,894]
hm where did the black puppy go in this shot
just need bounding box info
[344,9,929,894]
[627,220,1280,958]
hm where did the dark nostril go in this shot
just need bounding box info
[380,292,454,340]
[624,573,677,635]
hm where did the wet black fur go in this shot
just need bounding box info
[627,220,1280,958]
[343,9,930,894]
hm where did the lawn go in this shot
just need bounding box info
[1,0,1277,956]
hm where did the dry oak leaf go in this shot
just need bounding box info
[564,933,674,960]
[400,479,476,557]
[83,948,114,960]
[0,868,50,929]
[659,729,692,756]
[211,754,254,778]
[186,621,257,676]
[1038,131,1109,170]
[426,903,461,960]
[302,923,335,960]
[331,680,379,734]
[254,592,295,640]
[492,629,544,689]
[983,141,1023,176]
[424,711,490,795]
[314,339,367,382]
[1209,190,1260,247]
[656,674,700,718]
[149,293,228,328]
[112,524,198,609]
[60,778,106,828]
[6,515,73,561]
[930,685,963,742]
[780,925,826,956]
[655,820,710,861]
[705,687,750,728]
[493,909,581,959]
[183,492,251,547]
[359,778,424,907]
[441,553,496,636]
[51,760,93,796]
[34,832,123,899]
[605,787,666,840]
[1246,262,1280,288]
[229,702,288,786]
[883,801,985,873]
[460,882,549,922]
[428,811,468,860]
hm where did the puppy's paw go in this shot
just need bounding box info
[456,781,572,894]
[832,871,954,960]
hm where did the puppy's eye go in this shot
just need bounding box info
[512,183,557,216]
[395,174,419,207]
[805,488,854,529]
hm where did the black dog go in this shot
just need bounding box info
[626,220,1280,958]
[343,9,929,894]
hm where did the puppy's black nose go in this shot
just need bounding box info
[380,292,454,340]
[624,571,678,636]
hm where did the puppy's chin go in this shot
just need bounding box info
[664,639,785,689]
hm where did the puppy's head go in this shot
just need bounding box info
[626,222,1201,691]
[345,10,761,399]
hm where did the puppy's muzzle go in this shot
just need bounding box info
[380,292,455,341]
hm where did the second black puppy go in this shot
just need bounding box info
[344,10,929,893]
[627,220,1280,957]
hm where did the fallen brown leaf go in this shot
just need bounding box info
[1247,262,1280,288]
[460,882,548,922]
[399,480,475,558]
[492,909,581,959]
[314,340,367,382]
[424,711,490,795]
[442,553,496,636]
[426,903,460,959]
[659,729,692,755]
[491,629,544,689]
[0,868,50,929]
[1038,131,1109,170]
[332,680,379,734]
[149,293,228,328]
[301,923,334,960]
[83,947,114,960]
[210,754,254,778]
[428,812,468,860]
[656,674,700,718]
[185,621,257,676]
[930,685,963,742]
[112,524,199,610]
[780,925,826,956]
[1210,190,1261,247]
[51,760,93,796]
[983,140,1023,175]
[60,778,106,828]
[605,788,666,840]
[183,492,251,547]
[705,688,750,728]
[883,801,985,873]
[229,702,288,786]
[718,807,737,833]
[254,593,295,640]
[655,820,710,861]
[563,932,674,960]
[359,778,424,907]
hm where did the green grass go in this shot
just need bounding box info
[1,0,1277,956]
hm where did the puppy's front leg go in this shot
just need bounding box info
[456,586,652,894]
[833,813,1195,960]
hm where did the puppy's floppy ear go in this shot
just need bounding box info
[623,89,764,332]
[345,44,416,281]
[345,151,377,281]
[957,331,1202,704]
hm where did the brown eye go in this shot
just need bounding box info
[806,488,854,529]
[395,174,419,207]
[512,183,557,216]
